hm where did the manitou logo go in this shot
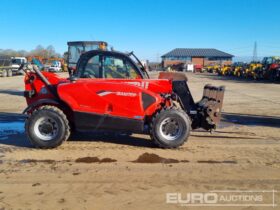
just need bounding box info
[125,81,149,89]
[116,92,137,97]
[97,91,137,97]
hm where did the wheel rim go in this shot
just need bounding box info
[159,117,184,141]
[33,117,59,141]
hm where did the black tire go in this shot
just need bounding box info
[25,106,70,149]
[268,70,276,82]
[150,108,191,149]
[276,70,280,82]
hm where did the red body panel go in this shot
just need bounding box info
[269,63,279,70]
[58,78,172,120]
[24,72,68,105]
[25,72,173,120]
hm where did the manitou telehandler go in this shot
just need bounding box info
[21,49,225,149]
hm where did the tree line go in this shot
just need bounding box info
[0,45,61,58]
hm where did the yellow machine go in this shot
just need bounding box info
[218,65,232,76]
[229,62,246,78]
[233,66,243,77]
[245,62,262,79]
[205,64,220,73]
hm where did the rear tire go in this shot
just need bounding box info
[150,108,191,148]
[25,106,70,149]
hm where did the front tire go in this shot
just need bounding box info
[25,106,70,149]
[150,108,191,148]
[269,70,276,82]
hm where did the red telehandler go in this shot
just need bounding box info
[21,49,225,149]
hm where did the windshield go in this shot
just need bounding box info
[11,59,23,65]
[69,45,84,65]
[128,53,149,79]
[68,43,101,67]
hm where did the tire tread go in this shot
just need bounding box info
[149,107,191,149]
[25,105,70,149]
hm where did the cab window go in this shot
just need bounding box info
[103,56,140,79]
[80,55,101,78]
[266,57,273,64]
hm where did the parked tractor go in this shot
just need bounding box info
[21,49,225,149]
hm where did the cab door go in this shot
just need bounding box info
[59,52,147,132]
[76,51,143,80]
[102,54,142,79]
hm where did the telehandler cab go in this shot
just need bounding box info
[21,49,225,149]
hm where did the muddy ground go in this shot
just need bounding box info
[0,72,279,210]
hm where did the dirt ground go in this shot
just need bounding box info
[0,72,279,210]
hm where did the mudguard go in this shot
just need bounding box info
[22,98,60,114]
